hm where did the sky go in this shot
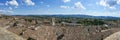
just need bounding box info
[0,0,120,17]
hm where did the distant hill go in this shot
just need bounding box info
[12,15,120,20]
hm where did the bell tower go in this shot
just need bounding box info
[52,17,55,26]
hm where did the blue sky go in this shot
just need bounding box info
[0,0,120,17]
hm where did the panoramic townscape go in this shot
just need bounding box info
[0,14,120,40]
[0,0,120,40]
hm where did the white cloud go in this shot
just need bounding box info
[23,0,35,6]
[63,0,70,3]
[99,0,108,7]
[5,0,18,6]
[99,0,119,9]
[74,2,86,9]
[0,10,13,14]
[60,6,70,9]
[117,0,120,4]
[60,2,86,10]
